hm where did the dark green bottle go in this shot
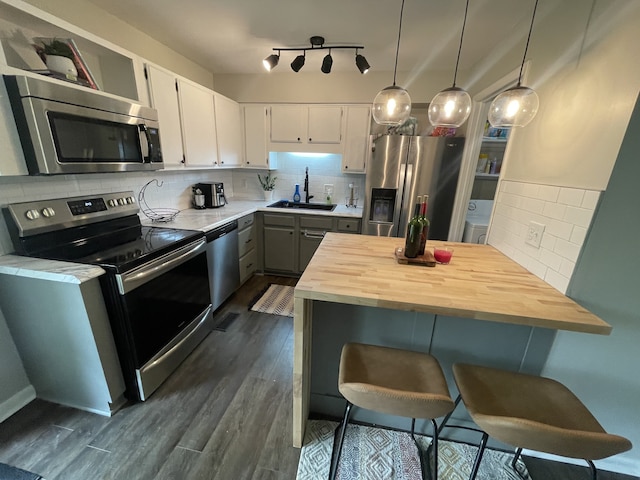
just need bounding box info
[404,196,422,258]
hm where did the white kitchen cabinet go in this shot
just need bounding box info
[307,106,343,144]
[342,106,371,174]
[146,63,219,168]
[269,104,343,153]
[243,105,271,168]
[145,64,184,166]
[214,92,242,167]
[178,79,218,167]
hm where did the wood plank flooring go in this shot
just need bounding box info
[0,274,636,480]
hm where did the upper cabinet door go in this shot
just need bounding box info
[178,79,218,167]
[342,106,371,174]
[214,93,242,167]
[243,105,270,168]
[307,106,343,144]
[145,64,184,167]
[270,105,304,143]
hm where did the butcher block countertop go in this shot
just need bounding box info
[295,232,611,335]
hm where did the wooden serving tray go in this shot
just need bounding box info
[394,248,436,267]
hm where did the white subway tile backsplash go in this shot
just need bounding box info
[558,187,585,206]
[570,226,588,245]
[489,180,600,295]
[581,190,601,209]
[537,185,560,202]
[563,205,594,228]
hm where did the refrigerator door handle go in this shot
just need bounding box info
[397,162,412,237]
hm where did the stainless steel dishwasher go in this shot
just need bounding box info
[206,220,240,311]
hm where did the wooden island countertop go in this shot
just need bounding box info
[292,233,611,447]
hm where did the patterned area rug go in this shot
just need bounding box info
[249,284,294,317]
[296,420,532,480]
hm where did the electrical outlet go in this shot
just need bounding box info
[526,221,545,248]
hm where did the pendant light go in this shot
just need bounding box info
[372,0,411,126]
[428,0,472,128]
[488,0,540,127]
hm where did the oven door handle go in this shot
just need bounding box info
[116,237,206,294]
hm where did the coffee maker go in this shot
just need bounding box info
[194,182,227,208]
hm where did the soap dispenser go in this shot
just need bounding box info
[293,183,301,203]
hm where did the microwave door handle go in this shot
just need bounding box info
[139,124,153,163]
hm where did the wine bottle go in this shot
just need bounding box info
[418,194,430,255]
[404,196,422,258]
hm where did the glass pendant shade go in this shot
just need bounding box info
[428,87,472,128]
[488,86,539,127]
[372,86,412,126]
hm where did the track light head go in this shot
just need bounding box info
[291,54,305,72]
[355,54,370,74]
[263,53,279,72]
[321,53,333,74]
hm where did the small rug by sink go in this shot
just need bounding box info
[249,284,294,317]
[296,420,531,480]
[0,463,44,480]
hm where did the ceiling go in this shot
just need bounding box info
[83,0,538,76]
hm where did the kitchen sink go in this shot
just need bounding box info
[267,200,336,212]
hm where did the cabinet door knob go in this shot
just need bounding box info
[297,137,301,142]
[308,138,312,142]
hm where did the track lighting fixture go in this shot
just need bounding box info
[372,0,411,126]
[428,0,472,128]
[263,36,369,74]
[291,53,306,72]
[489,0,540,127]
[355,51,370,74]
[321,50,333,74]
[262,53,280,72]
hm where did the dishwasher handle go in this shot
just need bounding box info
[206,219,238,242]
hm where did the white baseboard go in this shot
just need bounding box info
[0,385,36,423]
[523,449,639,477]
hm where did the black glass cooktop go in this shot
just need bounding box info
[14,214,203,273]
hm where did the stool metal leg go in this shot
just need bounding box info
[469,432,489,480]
[437,394,462,435]
[511,448,527,480]
[409,418,426,480]
[587,459,598,480]
[329,401,353,480]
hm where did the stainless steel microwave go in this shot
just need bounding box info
[4,75,163,175]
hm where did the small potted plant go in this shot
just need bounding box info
[40,39,77,80]
[258,173,277,202]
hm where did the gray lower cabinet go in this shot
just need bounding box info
[238,213,257,284]
[260,212,361,274]
[263,213,296,273]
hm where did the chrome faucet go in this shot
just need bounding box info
[304,166,313,203]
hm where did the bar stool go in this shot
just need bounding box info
[329,343,454,480]
[445,363,632,480]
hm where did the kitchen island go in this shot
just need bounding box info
[292,233,611,447]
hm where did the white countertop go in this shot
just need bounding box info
[0,198,364,284]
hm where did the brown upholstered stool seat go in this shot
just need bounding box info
[329,343,454,480]
[452,363,632,479]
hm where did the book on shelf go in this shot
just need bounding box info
[32,37,100,91]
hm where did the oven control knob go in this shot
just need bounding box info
[108,199,118,207]
[25,209,40,220]
[118,198,126,206]
[126,196,135,204]
[41,207,55,218]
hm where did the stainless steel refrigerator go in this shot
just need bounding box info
[362,134,465,240]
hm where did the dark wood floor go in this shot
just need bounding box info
[0,274,636,480]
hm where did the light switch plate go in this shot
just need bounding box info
[526,221,545,248]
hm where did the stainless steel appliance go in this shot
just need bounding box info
[362,135,465,240]
[3,75,163,175]
[3,192,213,401]
[205,221,240,311]
[195,182,227,208]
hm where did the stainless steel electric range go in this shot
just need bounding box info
[3,191,213,401]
